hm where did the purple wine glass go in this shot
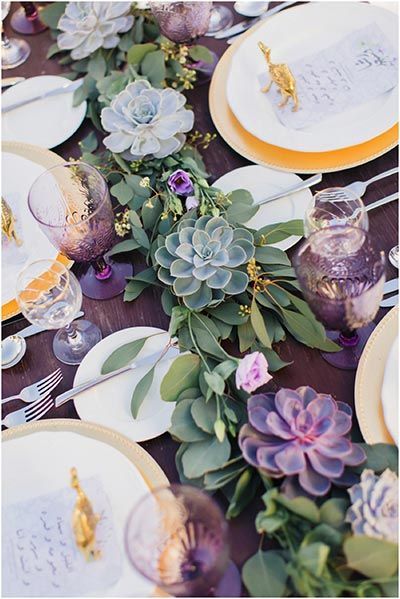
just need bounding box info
[294,225,386,370]
[11,3,48,35]
[125,484,241,597]
[28,162,133,300]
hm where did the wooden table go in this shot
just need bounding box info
[2,1,399,577]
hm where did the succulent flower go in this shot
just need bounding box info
[168,169,194,196]
[346,468,398,543]
[101,80,194,160]
[57,2,134,60]
[155,215,254,310]
[236,352,272,393]
[239,386,366,496]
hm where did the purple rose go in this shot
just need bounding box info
[168,169,194,196]
[236,352,272,393]
[185,196,199,211]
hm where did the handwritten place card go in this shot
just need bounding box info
[2,478,122,597]
[260,23,398,130]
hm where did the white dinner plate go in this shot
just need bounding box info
[1,152,60,306]
[227,2,398,152]
[74,327,177,443]
[2,76,87,149]
[214,165,311,250]
[2,428,154,596]
[381,336,399,445]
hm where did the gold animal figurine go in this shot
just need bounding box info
[258,42,299,112]
[1,197,22,246]
[70,467,101,561]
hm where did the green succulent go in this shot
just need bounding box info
[155,215,254,310]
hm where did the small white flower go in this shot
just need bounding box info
[185,196,199,211]
[346,468,398,543]
[101,80,194,160]
[57,2,134,60]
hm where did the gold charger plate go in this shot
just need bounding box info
[355,307,398,445]
[2,141,72,321]
[209,32,398,173]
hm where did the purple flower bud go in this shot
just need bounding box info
[236,352,272,393]
[185,196,199,211]
[168,169,194,196]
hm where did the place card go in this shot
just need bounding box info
[260,23,398,130]
[2,477,122,597]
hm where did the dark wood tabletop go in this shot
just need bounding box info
[2,1,399,578]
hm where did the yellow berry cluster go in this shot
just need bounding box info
[188,130,217,149]
[247,258,271,293]
[239,305,251,316]
[114,209,131,237]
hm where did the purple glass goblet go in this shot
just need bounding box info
[294,225,386,370]
[11,3,48,35]
[28,162,133,300]
[150,2,219,78]
[125,484,241,597]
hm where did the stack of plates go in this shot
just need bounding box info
[355,306,398,446]
[209,2,398,173]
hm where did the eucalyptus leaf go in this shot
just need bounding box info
[188,45,213,64]
[204,371,225,395]
[255,246,291,266]
[238,321,256,352]
[319,498,349,531]
[255,219,304,244]
[214,360,237,380]
[160,354,201,402]
[181,435,231,478]
[259,347,292,372]
[204,461,246,490]
[107,239,140,256]
[225,189,259,225]
[88,52,106,80]
[297,542,330,577]
[301,523,343,552]
[211,302,246,325]
[280,308,339,351]
[169,399,210,442]
[175,444,204,487]
[251,298,271,348]
[191,396,217,434]
[101,336,150,374]
[354,443,398,474]
[40,1,66,28]
[226,468,260,519]
[343,536,398,579]
[242,551,287,597]
[141,50,166,86]
[131,366,155,419]
[274,494,320,523]
[110,180,133,205]
[127,42,158,65]
[46,43,62,59]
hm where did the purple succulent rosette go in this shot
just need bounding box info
[239,386,366,496]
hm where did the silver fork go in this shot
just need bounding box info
[1,396,54,428]
[1,368,63,405]
[344,167,398,197]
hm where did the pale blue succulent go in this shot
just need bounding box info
[155,216,254,310]
[346,468,398,543]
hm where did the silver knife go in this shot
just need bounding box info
[17,311,84,339]
[383,278,399,295]
[54,349,175,408]
[380,295,398,308]
[215,1,297,40]
[2,78,83,113]
[258,173,322,207]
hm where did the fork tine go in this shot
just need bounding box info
[25,395,51,416]
[36,368,62,389]
[37,372,63,396]
[26,399,54,422]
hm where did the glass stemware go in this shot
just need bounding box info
[11,2,47,35]
[16,260,102,365]
[304,187,368,237]
[150,2,219,77]
[125,484,241,597]
[294,225,386,370]
[206,4,234,35]
[28,162,133,300]
[1,1,31,69]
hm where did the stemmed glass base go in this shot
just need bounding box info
[11,7,47,34]
[53,320,102,365]
[321,323,375,370]
[78,258,133,300]
[213,560,242,596]
[1,37,31,69]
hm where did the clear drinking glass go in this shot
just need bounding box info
[1,1,31,69]
[294,225,386,370]
[304,187,368,237]
[125,485,241,597]
[11,2,47,35]
[206,3,233,34]
[28,162,133,300]
[16,260,102,365]
[150,2,219,77]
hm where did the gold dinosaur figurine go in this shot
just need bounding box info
[258,42,299,112]
[1,197,22,246]
[71,467,101,561]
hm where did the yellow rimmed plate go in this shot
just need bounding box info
[2,419,169,597]
[355,307,399,445]
[2,141,72,321]
[209,35,398,173]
